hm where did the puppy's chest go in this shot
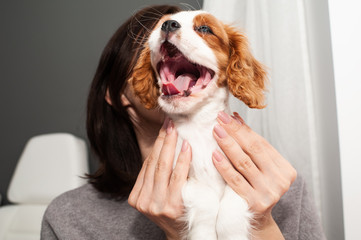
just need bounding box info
[175,121,222,182]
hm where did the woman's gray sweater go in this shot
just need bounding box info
[41,176,326,240]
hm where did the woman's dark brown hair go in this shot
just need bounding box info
[86,5,181,199]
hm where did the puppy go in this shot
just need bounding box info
[130,10,267,240]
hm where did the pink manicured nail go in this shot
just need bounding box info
[231,116,242,125]
[162,117,170,129]
[233,112,245,125]
[181,140,189,152]
[214,124,227,138]
[218,111,231,124]
[213,150,223,162]
[167,120,174,134]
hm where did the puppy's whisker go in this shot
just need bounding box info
[134,17,151,33]
[180,3,197,11]
[127,28,146,44]
[195,0,202,10]
[140,16,165,21]
[147,7,166,17]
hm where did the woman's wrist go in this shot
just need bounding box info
[166,236,181,240]
[251,215,284,240]
[165,232,182,240]
[164,227,182,240]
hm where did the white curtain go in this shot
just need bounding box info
[203,0,321,212]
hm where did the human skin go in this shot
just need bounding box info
[122,90,297,240]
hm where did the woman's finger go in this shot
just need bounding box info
[169,140,192,195]
[136,118,169,198]
[153,120,178,195]
[128,157,148,206]
[230,112,297,187]
[233,112,283,163]
[232,112,297,182]
[217,112,277,172]
[212,150,254,201]
[213,124,260,186]
[150,117,170,161]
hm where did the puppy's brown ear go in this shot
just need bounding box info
[129,45,159,109]
[225,25,267,109]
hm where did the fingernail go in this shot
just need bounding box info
[181,140,189,152]
[233,112,245,124]
[214,124,227,138]
[231,116,242,125]
[218,111,231,124]
[162,117,170,129]
[213,150,223,162]
[167,119,174,134]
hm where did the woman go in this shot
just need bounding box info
[41,5,326,240]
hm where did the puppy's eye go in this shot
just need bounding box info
[196,25,213,34]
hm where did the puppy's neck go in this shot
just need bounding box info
[168,91,230,127]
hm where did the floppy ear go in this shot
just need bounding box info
[225,25,267,109]
[129,45,159,109]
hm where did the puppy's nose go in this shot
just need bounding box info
[161,20,181,33]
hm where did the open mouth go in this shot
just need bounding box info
[157,41,215,97]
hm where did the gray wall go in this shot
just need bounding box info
[0,0,202,205]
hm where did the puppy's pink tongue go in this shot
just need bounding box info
[162,74,197,96]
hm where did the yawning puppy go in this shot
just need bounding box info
[130,10,267,240]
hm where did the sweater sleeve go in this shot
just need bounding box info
[39,184,166,240]
[41,215,58,240]
[297,178,327,240]
[272,175,327,240]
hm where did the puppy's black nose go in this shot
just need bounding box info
[161,20,181,33]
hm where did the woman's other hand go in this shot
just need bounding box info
[212,111,297,240]
[128,118,192,240]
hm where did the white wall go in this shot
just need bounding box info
[303,0,344,238]
[328,1,361,239]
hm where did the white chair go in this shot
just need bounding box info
[0,133,89,240]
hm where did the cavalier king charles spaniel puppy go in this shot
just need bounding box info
[130,10,267,240]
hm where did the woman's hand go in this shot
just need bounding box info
[128,118,192,240]
[212,111,297,240]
